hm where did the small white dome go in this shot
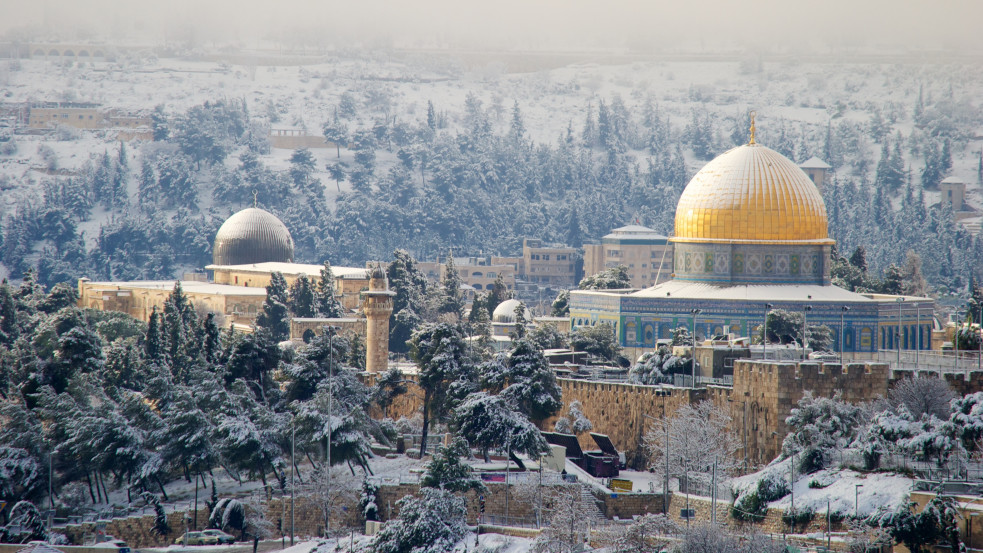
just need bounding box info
[492,298,531,324]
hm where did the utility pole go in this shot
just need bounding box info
[802,305,813,361]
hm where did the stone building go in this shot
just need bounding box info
[80,207,393,370]
[583,225,674,288]
[521,238,577,287]
[798,156,831,194]
[569,123,935,362]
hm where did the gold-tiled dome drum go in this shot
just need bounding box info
[674,144,831,243]
[670,142,834,285]
[213,208,294,266]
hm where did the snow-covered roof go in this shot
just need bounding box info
[799,156,832,169]
[941,176,965,184]
[603,225,669,242]
[84,280,268,296]
[629,280,874,302]
[205,262,368,279]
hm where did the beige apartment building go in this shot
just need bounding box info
[418,257,516,293]
[583,225,673,288]
[521,238,577,287]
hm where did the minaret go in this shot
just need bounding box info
[361,264,394,373]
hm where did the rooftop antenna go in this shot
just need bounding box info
[748,111,757,145]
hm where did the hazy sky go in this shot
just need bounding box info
[2,0,981,54]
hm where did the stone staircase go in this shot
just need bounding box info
[579,484,606,521]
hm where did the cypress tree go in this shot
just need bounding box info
[256,272,290,341]
[145,306,165,362]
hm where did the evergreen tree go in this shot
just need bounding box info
[419,437,485,493]
[288,275,316,318]
[315,262,343,318]
[255,272,290,341]
[408,322,470,457]
[485,275,509,318]
[144,306,165,363]
[438,254,464,318]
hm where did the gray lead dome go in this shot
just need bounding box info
[213,208,294,266]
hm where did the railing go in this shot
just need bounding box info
[878,349,983,373]
[671,374,733,388]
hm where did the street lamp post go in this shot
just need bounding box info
[896,297,905,367]
[324,325,339,537]
[691,309,702,386]
[764,303,774,360]
[291,419,295,545]
[855,484,864,519]
[650,391,671,515]
[802,305,813,361]
[840,306,850,365]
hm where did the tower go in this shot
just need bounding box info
[361,264,394,373]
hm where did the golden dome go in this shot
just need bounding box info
[673,144,832,244]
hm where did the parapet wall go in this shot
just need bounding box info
[727,360,890,466]
[551,379,704,467]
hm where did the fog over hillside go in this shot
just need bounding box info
[4,0,982,54]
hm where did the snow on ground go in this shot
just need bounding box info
[307,532,535,553]
[731,456,914,518]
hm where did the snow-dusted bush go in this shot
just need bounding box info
[0,138,17,156]
[0,500,47,543]
[371,488,467,553]
[37,144,58,170]
[731,472,789,523]
[627,345,691,384]
[553,400,592,435]
[359,479,379,521]
[55,124,81,141]
[782,392,865,473]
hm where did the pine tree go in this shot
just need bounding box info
[256,272,290,341]
[288,275,316,318]
[438,254,464,318]
[409,322,470,457]
[315,262,342,318]
[145,305,165,362]
[485,275,509,318]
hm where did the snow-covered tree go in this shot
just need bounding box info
[454,392,549,465]
[287,275,316,318]
[553,400,593,435]
[644,400,740,484]
[569,323,623,365]
[782,392,865,473]
[480,339,562,423]
[315,262,343,318]
[578,265,631,290]
[419,437,485,494]
[628,345,692,384]
[371,488,468,553]
[408,322,471,457]
[889,376,956,420]
[360,479,380,522]
[0,501,47,543]
[256,272,289,341]
[141,492,170,536]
